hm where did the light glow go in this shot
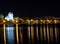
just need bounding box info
[5,12,14,21]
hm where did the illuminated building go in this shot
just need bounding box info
[5,12,14,21]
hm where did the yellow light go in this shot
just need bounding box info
[16,20,18,23]
[3,24,6,44]
[47,19,50,22]
[3,20,6,23]
[28,26,31,43]
[40,25,43,41]
[20,27,23,44]
[47,24,50,44]
[31,26,34,44]
[44,25,46,40]
[55,25,58,42]
[35,20,38,23]
[16,24,19,44]
[40,19,43,22]
[31,19,34,22]
[54,20,58,23]
[27,19,30,23]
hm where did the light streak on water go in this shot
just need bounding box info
[43,24,46,41]
[16,24,19,44]
[35,20,39,42]
[50,24,53,42]
[3,24,6,44]
[40,24,43,42]
[47,24,50,44]
[36,25,39,41]
[19,27,23,44]
[40,24,43,41]
[28,26,31,44]
[6,24,14,44]
[31,25,34,44]
[55,24,58,42]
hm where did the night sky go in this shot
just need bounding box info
[0,1,60,17]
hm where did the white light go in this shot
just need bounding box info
[5,12,14,21]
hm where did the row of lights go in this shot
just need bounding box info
[2,19,60,24]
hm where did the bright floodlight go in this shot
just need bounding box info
[5,12,14,21]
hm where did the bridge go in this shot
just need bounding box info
[0,18,60,24]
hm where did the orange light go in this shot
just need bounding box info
[31,19,34,22]
[16,20,18,23]
[27,19,30,23]
[40,19,43,22]
[3,20,6,23]
[54,20,59,23]
[47,19,50,22]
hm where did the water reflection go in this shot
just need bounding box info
[6,24,15,44]
[31,25,34,44]
[0,23,60,44]
[46,24,50,44]
[40,24,43,44]
[49,24,53,43]
[19,27,23,44]
[16,24,19,44]
[28,26,31,44]
[43,24,46,41]
[43,24,47,44]
[0,25,4,44]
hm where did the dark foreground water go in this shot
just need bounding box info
[0,24,60,44]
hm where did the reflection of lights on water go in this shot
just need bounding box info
[19,27,23,44]
[36,26,39,41]
[6,25,15,44]
[35,20,39,41]
[55,24,58,42]
[16,24,19,44]
[3,24,6,44]
[28,26,31,44]
[43,24,46,41]
[50,25,53,42]
[40,24,43,41]
[47,24,50,44]
[31,26,34,44]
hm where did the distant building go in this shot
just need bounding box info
[5,12,14,21]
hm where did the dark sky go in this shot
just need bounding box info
[0,1,60,17]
